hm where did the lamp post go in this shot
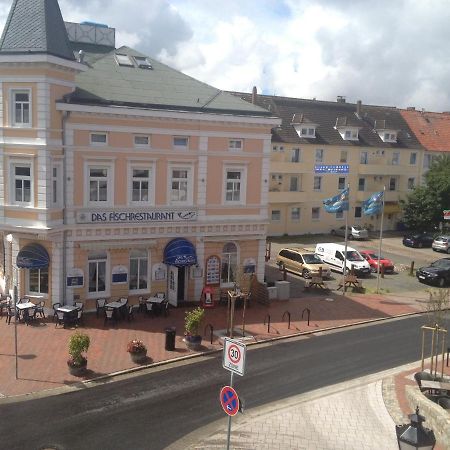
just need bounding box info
[396,407,436,450]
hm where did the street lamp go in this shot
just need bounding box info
[396,407,436,450]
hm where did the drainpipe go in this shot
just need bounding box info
[61,110,70,304]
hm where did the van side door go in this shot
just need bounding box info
[335,251,344,271]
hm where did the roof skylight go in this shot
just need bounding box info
[134,56,153,69]
[115,54,133,67]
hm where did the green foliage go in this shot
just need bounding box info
[68,332,90,366]
[184,307,205,336]
[400,155,450,230]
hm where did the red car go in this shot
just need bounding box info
[360,250,394,273]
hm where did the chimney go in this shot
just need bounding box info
[356,100,362,117]
[337,95,346,103]
[252,86,257,104]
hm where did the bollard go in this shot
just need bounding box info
[203,323,214,345]
[282,311,291,329]
[409,261,415,276]
[301,308,311,326]
[264,314,271,333]
[381,264,385,278]
[283,268,287,281]
[319,266,323,278]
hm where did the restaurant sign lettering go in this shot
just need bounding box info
[76,209,198,224]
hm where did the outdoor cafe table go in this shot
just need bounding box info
[106,301,126,320]
[56,305,78,313]
[16,301,36,311]
[146,297,165,315]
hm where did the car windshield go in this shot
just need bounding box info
[436,237,448,242]
[352,225,363,230]
[303,254,323,264]
[346,251,364,261]
[430,259,450,268]
[366,253,380,259]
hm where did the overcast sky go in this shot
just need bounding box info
[1,0,450,112]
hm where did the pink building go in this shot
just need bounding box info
[0,0,279,309]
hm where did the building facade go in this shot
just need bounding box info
[0,0,279,308]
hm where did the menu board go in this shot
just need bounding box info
[205,255,220,286]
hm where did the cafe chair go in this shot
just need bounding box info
[74,302,83,310]
[104,307,115,325]
[96,298,106,318]
[163,300,170,317]
[35,301,45,318]
[25,307,37,326]
[6,306,15,325]
[155,292,165,301]
[76,309,84,327]
[127,304,137,321]
[145,302,153,316]
[52,303,61,322]
[55,311,65,328]
[138,296,146,313]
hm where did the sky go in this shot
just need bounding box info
[1,0,450,112]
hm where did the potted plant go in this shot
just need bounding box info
[184,306,205,350]
[127,339,147,363]
[67,332,90,376]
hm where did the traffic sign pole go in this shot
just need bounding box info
[226,371,234,450]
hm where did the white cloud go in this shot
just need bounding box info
[1,0,450,111]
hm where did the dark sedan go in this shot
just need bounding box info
[402,233,435,248]
[416,258,450,287]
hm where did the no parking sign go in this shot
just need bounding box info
[223,337,246,376]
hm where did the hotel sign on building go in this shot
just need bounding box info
[76,209,198,224]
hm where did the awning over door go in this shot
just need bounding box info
[16,243,50,269]
[163,238,197,267]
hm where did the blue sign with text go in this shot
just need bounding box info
[314,164,349,174]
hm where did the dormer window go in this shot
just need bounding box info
[340,128,359,141]
[379,131,397,142]
[300,127,316,138]
[334,117,361,141]
[291,114,318,139]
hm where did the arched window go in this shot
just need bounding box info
[221,242,237,285]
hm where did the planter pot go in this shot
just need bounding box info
[185,334,202,351]
[130,350,147,364]
[68,360,87,377]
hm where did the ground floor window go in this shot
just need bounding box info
[221,242,237,285]
[28,267,48,295]
[88,252,107,294]
[129,249,148,292]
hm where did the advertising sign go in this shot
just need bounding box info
[314,164,349,174]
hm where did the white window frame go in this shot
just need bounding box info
[52,162,63,207]
[338,177,346,190]
[133,135,150,148]
[220,242,239,288]
[173,136,189,150]
[358,177,366,192]
[168,164,194,206]
[128,163,154,205]
[407,177,415,190]
[87,251,109,299]
[340,150,348,163]
[291,148,301,162]
[410,152,417,165]
[271,210,281,221]
[129,249,150,294]
[312,207,320,221]
[228,139,243,152]
[360,151,368,164]
[313,176,322,191]
[289,176,299,192]
[336,210,344,220]
[392,152,400,165]
[291,207,301,222]
[315,148,324,163]
[10,88,32,127]
[90,132,108,146]
[84,162,114,207]
[389,177,397,191]
[9,159,34,206]
[26,267,49,297]
[223,165,247,205]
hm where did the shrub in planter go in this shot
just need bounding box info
[127,339,147,363]
[67,332,90,376]
[184,307,205,350]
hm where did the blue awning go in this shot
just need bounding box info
[163,238,197,267]
[16,243,50,269]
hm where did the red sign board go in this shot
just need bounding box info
[444,210,450,220]
[220,385,239,416]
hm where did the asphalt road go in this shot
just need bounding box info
[0,314,438,450]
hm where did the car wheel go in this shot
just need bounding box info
[302,269,311,279]
[432,248,437,252]
[438,277,446,288]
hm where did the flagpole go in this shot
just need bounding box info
[342,184,349,292]
[376,186,386,293]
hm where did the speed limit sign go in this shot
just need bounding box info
[223,338,246,376]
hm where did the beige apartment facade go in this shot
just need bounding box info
[0,1,279,308]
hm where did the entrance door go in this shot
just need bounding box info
[168,266,178,306]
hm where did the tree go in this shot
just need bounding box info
[401,155,450,230]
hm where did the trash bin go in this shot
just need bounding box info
[165,326,176,351]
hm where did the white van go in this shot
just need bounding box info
[315,243,371,276]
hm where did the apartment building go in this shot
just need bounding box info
[0,0,279,307]
[233,91,425,235]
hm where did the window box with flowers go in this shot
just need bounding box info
[127,339,148,363]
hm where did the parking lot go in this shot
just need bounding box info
[266,232,448,296]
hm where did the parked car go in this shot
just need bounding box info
[315,243,371,276]
[330,225,369,240]
[360,250,394,273]
[416,258,450,287]
[432,236,450,254]
[276,248,332,279]
[402,233,435,248]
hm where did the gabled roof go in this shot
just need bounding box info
[0,0,74,61]
[230,91,423,149]
[64,46,271,116]
[400,110,450,153]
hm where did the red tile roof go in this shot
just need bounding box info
[401,110,450,152]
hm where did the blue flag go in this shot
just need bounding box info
[323,188,349,213]
[362,191,384,215]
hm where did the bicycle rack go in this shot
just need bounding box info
[282,311,291,329]
[203,323,214,345]
[264,314,271,333]
[301,308,311,326]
